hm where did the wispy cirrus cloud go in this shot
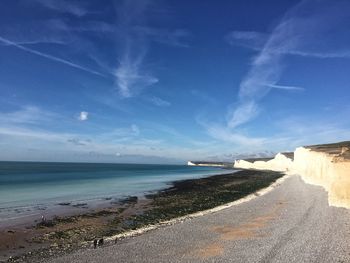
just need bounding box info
[114,0,190,98]
[67,138,91,146]
[0,5,111,79]
[227,101,260,129]
[227,0,350,62]
[227,29,350,59]
[190,89,217,105]
[206,124,265,146]
[147,96,171,107]
[197,114,265,148]
[203,0,350,147]
[113,0,158,98]
[134,26,190,47]
[237,0,350,122]
[1,0,189,101]
[225,31,266,51]
[0,20,71,47]
[196,107,265,148]
[48,19,115,33]
[0,106,57,125]
[131,124,140,136]
[97,124,141,142]
[0,111,237,163]
[0,36,106,77]
[114,54,159,98]
[34,0,89,17]
[266,114,350,151]
[0,38,66,46]
[267,84,304,91]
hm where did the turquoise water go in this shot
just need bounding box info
[0,161,233,223]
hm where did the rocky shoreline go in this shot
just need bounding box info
[2,169,283,263]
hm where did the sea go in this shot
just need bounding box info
[0,161,233,226]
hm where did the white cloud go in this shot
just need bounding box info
[264,116,350,151]
[190,90,218,105]
[225,31,266,50]
[0,106,56,124]
[197,114,264,147]
[67,138,90,146]
[148,96,171,107]
[78,111,89,121]
[0,123,215,163]
[131,124,140,136]
[228,31,264,41]
[96,124,141,142]
[0,126,70,142]
[206,124,264,147]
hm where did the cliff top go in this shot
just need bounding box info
[240,152,294,163]
[188,161,233,167]
[281,152,294,160]
[305,141,350,160]
[242,157,273,162]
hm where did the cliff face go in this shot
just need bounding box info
[234,144,350,209]
[187,161,229,167]
[234,153,293,172]
[293,147,350,209]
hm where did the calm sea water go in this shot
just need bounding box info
[0,161,233,224]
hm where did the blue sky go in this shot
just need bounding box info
[1,0,350,163]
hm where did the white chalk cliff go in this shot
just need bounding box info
[234,146,350,209]
[187,161,226,167]
[234,153,293,172]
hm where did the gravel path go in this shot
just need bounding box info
[48,175,350,263]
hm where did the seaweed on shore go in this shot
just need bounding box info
[6,170,283,263]
[113,170,283,230]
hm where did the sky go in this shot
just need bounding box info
[1,0,350,164]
